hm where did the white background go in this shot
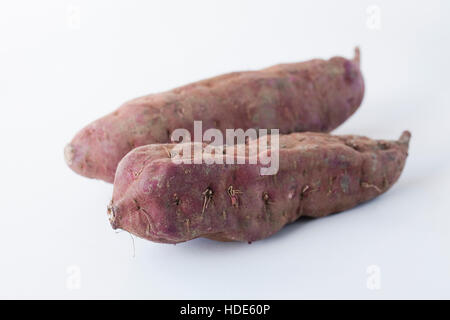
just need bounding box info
[1,0,449,299]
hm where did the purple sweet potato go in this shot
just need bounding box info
[108,131,410,244]
[65,49,364,183]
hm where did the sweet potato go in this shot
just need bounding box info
[65,49,364,182]
[108,131,410,244]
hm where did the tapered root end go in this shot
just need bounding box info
[353,47,361,66]
[398,131,411,147]
[64,144,75,166]
[107,201,120,229]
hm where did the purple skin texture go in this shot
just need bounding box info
[65,49,364,183]
[108,131,410,244]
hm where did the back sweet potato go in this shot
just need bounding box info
[65,49,364,182]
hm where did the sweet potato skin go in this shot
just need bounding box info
[108,131,410,244]
[66,49,364,182]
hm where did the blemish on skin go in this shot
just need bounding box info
[202,187,214,215]
[345,141,360,151]
[361,181,382,193]
[300,185,311,200]
[133,199,141,210]
[338,154,348,162]
[262,192,270,204]
[262,192,273,221]
[287,189,295,199]
[173,193,180,206]
[371,154,378,172]
[382,175,389,188]
[377,142,390,150]
[387,152,396,161]
[139,207,153,234]
[328,176,337,195]
[344,61,357,82]
[340,175,350,193]
[228,186,242,208]
[162,146,172,158]
[134,167,144,178]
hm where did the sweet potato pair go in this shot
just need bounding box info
[65,49,364,182]
[65,49,411,244]
[108,131,410,243]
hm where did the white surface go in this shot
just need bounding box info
[1,0,449,299]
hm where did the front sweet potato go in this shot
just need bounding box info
[108,131,410,243]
